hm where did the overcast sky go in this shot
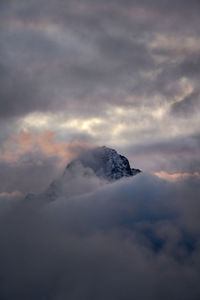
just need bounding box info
[1,0,200,193]
[1,2,200,300]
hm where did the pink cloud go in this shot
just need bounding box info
[0,130,95,166]
[0,191,23,197]
[154,170,200,181]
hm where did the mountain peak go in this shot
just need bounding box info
[65,146,141,181]
[27,146,141,202]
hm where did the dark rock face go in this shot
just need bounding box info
[26,146,141,202]
[65,146,141,181]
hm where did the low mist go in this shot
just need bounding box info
[0,169,200,300]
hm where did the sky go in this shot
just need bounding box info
[1,1,200,299]
[1,0,200,194]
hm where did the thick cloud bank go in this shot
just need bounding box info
[1,0,200,298]
[0,172,200,300]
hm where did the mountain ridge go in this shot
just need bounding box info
[64,146,141,181]
[26,146,141,201]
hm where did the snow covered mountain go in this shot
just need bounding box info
[65,146,141,181]
[27,146,141,201]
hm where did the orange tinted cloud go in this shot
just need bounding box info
[0,130,95,166]
[0,191,23,197]
[154,171,200,181]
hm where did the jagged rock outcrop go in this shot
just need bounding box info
[26,146,141,201]
[64,146,141,181]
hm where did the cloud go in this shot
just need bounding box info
[154,170,200,181]
[0,172,200,299]
[1,0,200,296]
[124,133,200,173]
[0,130,95,194]
[0,130,94,165]
[171,91,200,117]
[0,190,23,215]
[0,0,200,177]
[0,0,199,120]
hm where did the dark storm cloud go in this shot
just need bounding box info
[0,0,199,185]
[0,0,154,119]
[1,0,200,121]
[171,91,200,117]
[178,54,200,79]
[0,157,61,194]
[123,133,200,173]
[1,2,200,298]
[0,173,200,299]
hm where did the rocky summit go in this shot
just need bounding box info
[27,146,141,202]
[64,146,141,181]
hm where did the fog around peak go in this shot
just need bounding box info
[1,0,200,298]
[0,170,200,300]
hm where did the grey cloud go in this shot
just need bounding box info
[0,156,61,194]
[178,54,200,78]
[0,173,200,299]
[0,7,200,298]
[1,0,200,193]
[2,0,200,120]
[123,134,200,173]
[171,91,200,117]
